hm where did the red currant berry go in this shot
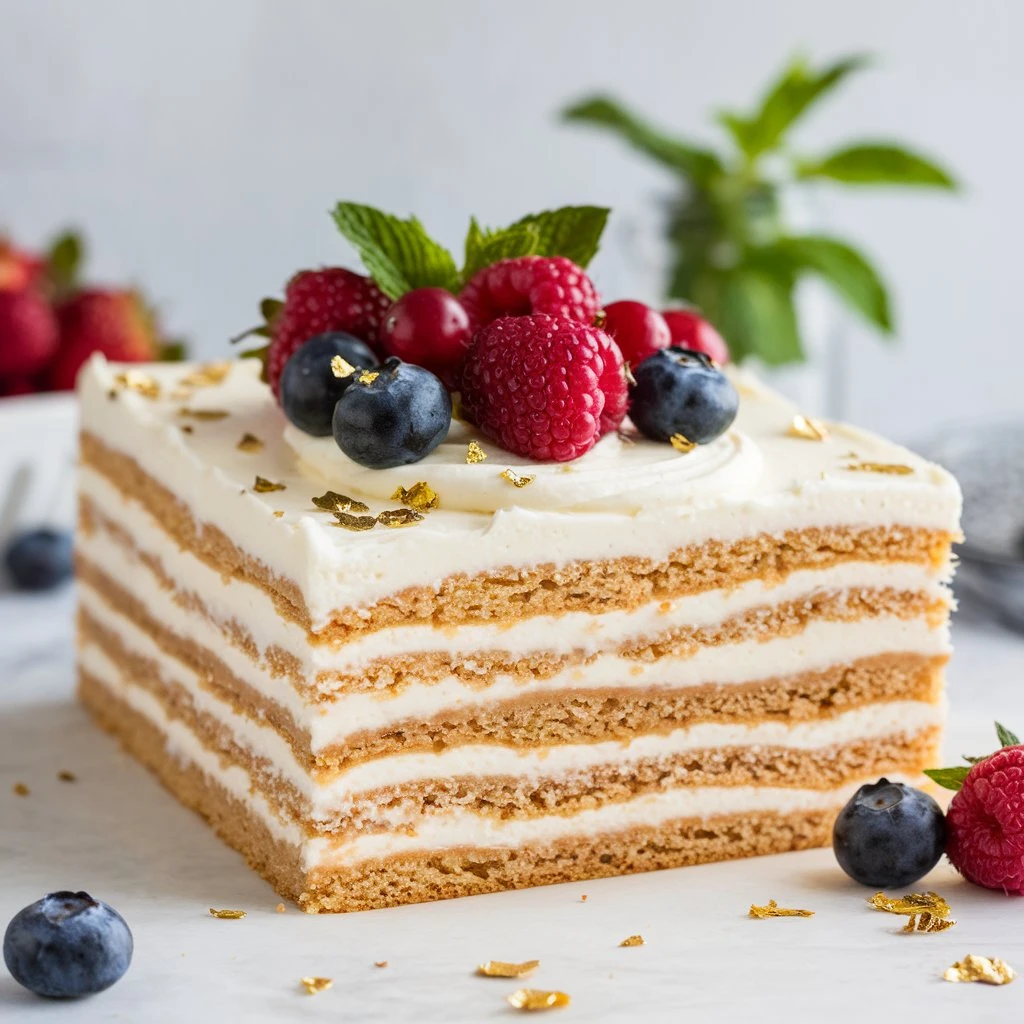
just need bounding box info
[378,288,471,381]
[602,300,670,368]
[661,309,730,364]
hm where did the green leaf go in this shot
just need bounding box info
[962,755,987,764]
[996,722,1021,747]
[562,96,723,184]
[773,234,893,333]
[157,340,188,362]
[46,230,83,298]
[923,766,971,792]
[462,221,541,281]
[331,202,460,299]
[719,53,870,161]
[510,206,610,267]
[797,143,957,188]
[260,297,284,324]
[717,267,803,365]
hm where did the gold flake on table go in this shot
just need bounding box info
[13,782,29,797]
[787,415,829,441]
[208,908,246,919]
[391,481,439,511]
[477,960,540,978]
[113,369,161,399]
[748,899,814,919]
[844,461,914,476]
[57,770,76,782]
[313,490,369,514]
[331,355,356,379]
[179,362,231,389]
[904,914,955,934]
[619,935,645,947]
[500,468,535,488]
[332,512,377,532]
[466,440,488,464]
[178,407,229,421]
[252,476,286,493]
[358,369,380,385]
[299,976,333,995]
[670,433,696,454]
[236,432,264,453]
[943,955,1016,985]
[868,891,951,918]
[377,508,424,528]
[506,989,571,1011]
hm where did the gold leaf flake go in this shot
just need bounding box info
[844,461,914,476]
[180,424,194,434]
[299,976,333,995]
[169,387,192,401]
[273,510,284,519]
[275,903,286,913]
[358,370,380,385]
[670,433,696,454]
[13,782,29,797]
[312,490,369,514]
[377,508,424,528]
[237,432,264,453]
[944,955,1016,985]
[867,891,952,919]
[593,309,608,329]
[209,908,246,919]
[619,935,645,947]
[374,960,388,968]
[788,415,829,441]
[623,362,637,386]
[749,899,814,919]
[178,407,229,421]
[477,960,540,978]
[450,392,466,421]
[466,440,488,464]
[507,989,571,1011]
[904,913,956,934]
[113,369,161,399]
[57,770,76,783]
[179,362,231,388]
[331,355,356,378]
[391,481,439,511]
[332,512,377,532]
[500,468,535,489]
[252,476,286,493]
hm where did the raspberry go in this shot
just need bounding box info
[459,256,600,333]
[267,268,390,396]
[0,290,58,378]
[459,314,627,462]
[947,745,1024,893]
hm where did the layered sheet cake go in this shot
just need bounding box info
[76,356,960,912]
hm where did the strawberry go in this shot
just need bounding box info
[0,290,59,378]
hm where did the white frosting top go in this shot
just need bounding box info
[78,356,962,628]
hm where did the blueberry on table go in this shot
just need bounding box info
[628,347,738,446]
[3,891,133,999]
[4,528,73,591]
[833,779,946,887]
[333,357,451,469]
[280,331,379,437]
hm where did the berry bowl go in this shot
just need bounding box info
[0,392,77,588]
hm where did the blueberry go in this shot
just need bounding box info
[3,891,133,999]
[628,347,738,445]
[833,778,946,888]
[333,357,451,469]
[4,528,73,591]
[280,332,379,437]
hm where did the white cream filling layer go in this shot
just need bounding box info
[79,613,944,829]
[78,358,962,628]
[80,467,951,681]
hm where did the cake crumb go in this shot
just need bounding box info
[579,894,588,903]
[619,935,645,947]
[275,903,286,913]
[374,960,388,968]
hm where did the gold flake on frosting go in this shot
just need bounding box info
[787,415,829,441]
[331,355,356,379]
[844,461,914,476]
[179,362,231,388]
[391,482,439,511]
[332,512,376,532]
[749,900,814,919]
[377,508,424,528]
[477,960,540,978]
[252,476,286,493]
[507,989,571,1011]
[236,432,264,453]
[113,369,161,399]
[178,407,229,421]
[619,935,645,947]
[313,490,369,514]
[208,908,246,919]
[670,433,696,454]
[500,468,535,488]
[299,976,333,995]
[943,955,1016,985]
[466,440,487,464]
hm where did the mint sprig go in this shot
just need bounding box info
[924,721,1021,792]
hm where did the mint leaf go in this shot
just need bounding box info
[260,297,284,324]
[717,267,803,365]
[773,234,893,334]
[46,230,83,299]
[797,143,957,188]
[332,202,459,299]
[923,766,971,792]
[510,206,609,268]
[996,722,1020,747]
[462,219,541,281]
[562,96,723,184]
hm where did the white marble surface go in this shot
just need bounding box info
[2,589,1024,1023]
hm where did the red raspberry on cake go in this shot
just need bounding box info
[0,289,59,378]
[459,256,600,333]
[602,300,671,367]
[459,314,627,461]
[946,745,1024,894]
[267,268,391,395]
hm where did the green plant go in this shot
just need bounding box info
[562,54,957,365]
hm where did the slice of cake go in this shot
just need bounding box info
[76,347,959,912]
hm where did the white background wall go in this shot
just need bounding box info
[1,0,1020,438]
